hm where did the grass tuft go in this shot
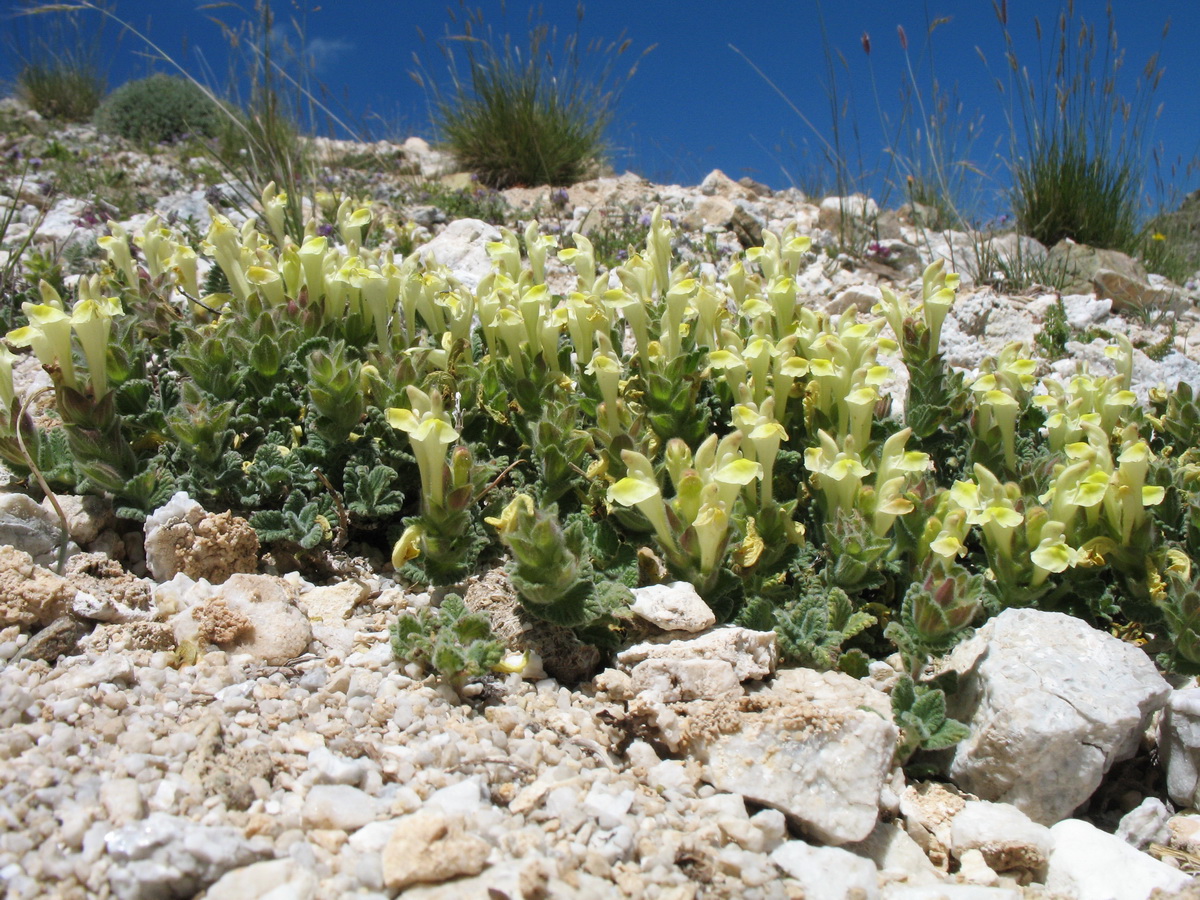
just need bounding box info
[994,3,1164,253]
[9,7,106,122]
[418,5,650,189]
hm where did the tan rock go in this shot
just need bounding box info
[0,544,75,626]
[65,552,154,622]
[899,781,968,871]
[699,169,754,200]
[381,811,490,891]
[1093,268,1174,314]
[828,285,883,316]
[695,195,736,228]
[194,598,253,644]
[300,580,368,622]
[144,494,258,584]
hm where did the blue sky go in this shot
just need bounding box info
[4,1,1199,218]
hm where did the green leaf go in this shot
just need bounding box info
[923,718,972,750]
[344,464,404,520]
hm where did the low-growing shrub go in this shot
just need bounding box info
[94,74,225,144]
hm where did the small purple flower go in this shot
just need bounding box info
[616,248,628,261]
[317,222,335,237]
[550,187,570,209]
[29,157,42,170]
[638,213,652,227]
[867,242,893,259]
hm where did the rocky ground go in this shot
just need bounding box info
[4,97,1200,899]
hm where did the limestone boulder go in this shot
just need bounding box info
[943,608,1170,824]
[818,194,880,234]
[0,492,79,568]
[689,668,898,844]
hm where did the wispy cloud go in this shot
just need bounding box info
[304,36,353,71]
[263,25,352,73]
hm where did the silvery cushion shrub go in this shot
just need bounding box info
[94,73,224,144]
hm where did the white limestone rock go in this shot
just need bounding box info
[1046,818,1192,900]
[302,784,379,833]
[950,800,1052,881]
[1064,293,1113,329]
[691,668,897,844]
[1115,797,1172,851]
[883,888,1020,900]
[100,778,146,827]
[617,626,777,682]
[204,858,318,900]
[416,218,502,291]
[170,574,312,666]
[401,136,457,179]
[0,492,80,568]
[845,821,943,888]
[943,608,1170,825]
[424,780,487,818]
[306,747,368,787]
[299,580,368,622]
[1159,687,1200,808]
[819,194,880,232]
[629,581,715,633]
[42,493,113,546]
[770,841,880,900]
[105,812,266,900]
[630,657,741,702]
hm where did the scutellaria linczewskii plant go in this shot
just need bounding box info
[4,187,1200,709]
[389,593,524,696]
